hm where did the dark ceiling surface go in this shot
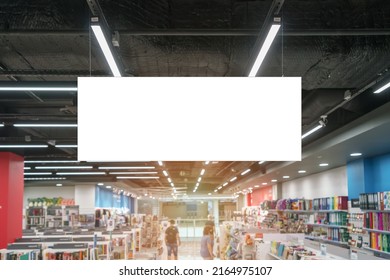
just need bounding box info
[0,0,390,198]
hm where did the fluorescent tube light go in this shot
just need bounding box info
[254,185,260,188]
[230,177,237,182]
[196,182,200,187]
[116,176,159,179]
[55,145,78,148]
[205,161,210,165]
[241,169,250,175]
[208,193,211,195]
[248,24,281,77]
[302,124,323,139]
[0,87,77,92]
[271,179,277,182]
[57,172,106,175]
[98,166,155,169]
[24,172,52,175]
[109,171,158,175]
[163,170,168,176]
[0,124,4,127]
[258,161,266,164]
[197,177,202,182]
[193,190,196,193]
[350,153,362,157]
[0,145,48,148]
[24,177,66,180]
[298,170,306,174]
[223,182,228,187]
[36,166,93,169]
[97,183,104,186]
[200,169,205,176]
[25,160,79,163]
[24,167,31,170]
[168,178,172,183]
[283,175,290,179]
[157,161,163,166]
[214,189,218,192]
[91,25,121,77]
[56,184,62,187]
[218,186,222,190]
[170,183,174,187]
[106,185,112,189]
[319,163,329,167]
[262,182,268,185]
[14,124,77,128]
[374,81,390,93]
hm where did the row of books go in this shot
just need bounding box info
[359,192,390,210]
[270,241,316,260]
[369,232,390,252]
[1,251,39,260]
[326,228,349,243]
[315,212,348,226]
[45,251,87,260]
[363,212,390,232]
[312,196,348,210]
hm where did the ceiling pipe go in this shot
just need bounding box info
[1,29,390,37]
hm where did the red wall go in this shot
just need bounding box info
[0,152,24,249]
[250,186,273,206]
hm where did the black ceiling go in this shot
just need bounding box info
[0,0,390,198]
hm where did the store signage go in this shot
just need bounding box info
[78,77,301,161]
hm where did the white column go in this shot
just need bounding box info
[75,184,96,214]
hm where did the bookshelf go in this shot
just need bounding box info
[26,206,45,229]
[63,205,79,227]
[46,206,63,228]
[306,223,348,229]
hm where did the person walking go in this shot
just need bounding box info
[200,225,214,260]
[165,219,180,260]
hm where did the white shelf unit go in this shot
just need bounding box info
[26,206,45,229]
[45,206,63,228]
[62,205,79,227]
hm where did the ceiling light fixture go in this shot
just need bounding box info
[196,183,200,187]
[168,178,172,183]
[350,153,363,157]
[298,170,306,174]
[157,161,163,166]
[163,170,168,176]
[302,125,323,139]
[374,81,390,93]
[24,172,52,176]
[254,185,260,188]
[14,124,77,128]
[24,177,66,181]
[24,160,79,163]
[248,21,281,77]
[98,166,155,169]
[214,189,218,193]
[205,161,210,165]
[0,124,4,127]
[24,167,31,170]
[262,182,268,185]
[57,172,106,175]
[106,185,112,189]
[200,169,205,176]
[55,145,78,148]
[91,23,121,77]
[97,183,104,186]
[271,179,277,182]
[109,171,158,175]
[230,177,237,182]
[197,177,202,182]
[0,145,48,148]
[56,184,62,187]
[217,186,222,190]
[258,161,266,164]
[241,169,250,176]
[170,183,174,187]
[283,175,290,179]
[36,166,93,169]
[0,86,77,92]
[319,163,329,167]
[223,182,228,186]
[116,176,159,179]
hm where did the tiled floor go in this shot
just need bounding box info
[135,237,212,260]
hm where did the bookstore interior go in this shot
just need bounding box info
[1,0,390,261]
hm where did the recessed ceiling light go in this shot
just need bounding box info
[196,182,199,187]
[24,177,66,180]
[350,153,362,157]
[241,169,250,176]
[163,170,168,176]
[200,169,205,176]
[25,160,79,163]
[254,185,260,188]
[223,182,228,186]
[56,184,62,187]
[319,163,329,167]
[157,161,163,166]
[109,171,158,175]
[193,190,196,193]
[262,183,267,185]
[14,124,77,128]
[283,176,290,179]
[106,185,112,189]
[230,177,237,182]
[271,179,277,182]
[298,170,306,174]
[170,183,174,187]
